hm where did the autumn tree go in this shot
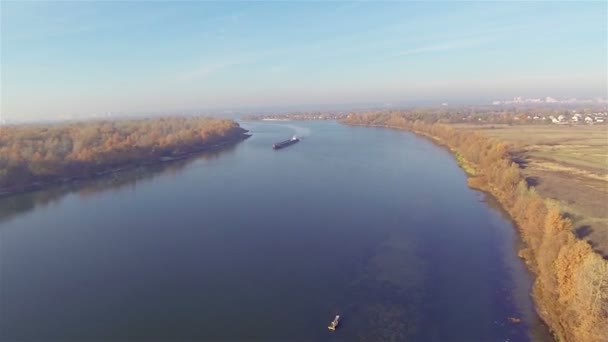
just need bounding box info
[0,117,248,191]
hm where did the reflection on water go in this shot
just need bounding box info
[481,193,555,342]
[0,143,239,226]
[0,121,551,341]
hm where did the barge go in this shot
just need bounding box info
[272,136,299,149]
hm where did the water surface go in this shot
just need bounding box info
[0,121,551,341]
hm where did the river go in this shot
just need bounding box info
[0,121,551,341]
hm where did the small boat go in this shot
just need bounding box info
[328,315,340,331]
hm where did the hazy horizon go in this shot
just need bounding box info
[2,1,607,122]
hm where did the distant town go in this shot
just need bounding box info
[243,105,608,126]
[543,111,606,124]
[3,96,607,126]
[491,96,608,105]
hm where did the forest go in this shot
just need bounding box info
[343,112,608,342]
[0,117,249,193]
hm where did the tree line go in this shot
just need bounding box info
[339,107,607,125]
[0,117,248,192]
[343,112,608,342]
[244,106,606,125]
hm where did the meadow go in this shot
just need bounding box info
[459,124,608,256]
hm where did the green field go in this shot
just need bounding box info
[456,124,608,256]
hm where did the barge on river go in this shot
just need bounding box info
[272,136,300,149]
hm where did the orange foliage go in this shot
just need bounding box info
[344,113,608,342]
[0,117,247,191]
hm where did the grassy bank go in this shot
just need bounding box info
[454,124,608,257]
[343,114,608,342]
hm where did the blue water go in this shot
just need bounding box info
[0,121,551,341]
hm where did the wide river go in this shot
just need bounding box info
[0,121,552,341]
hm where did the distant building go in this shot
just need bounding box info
[585,117,593,123]
[546,96,558,103]
[595,97,608,104]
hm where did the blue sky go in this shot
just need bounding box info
[1,1,606,121]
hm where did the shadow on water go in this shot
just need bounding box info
[480,192,554,342]
[0,143,240,226]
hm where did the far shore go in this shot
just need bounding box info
[0,134,250,198]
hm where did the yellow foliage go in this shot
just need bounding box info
[0,117,247,190]
[344,112,608,342]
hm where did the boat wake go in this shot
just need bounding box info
[284,124,311,138]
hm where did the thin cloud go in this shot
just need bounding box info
[177,61,240,81]
[178,34,494,82]
[389,36,496,58]
[177,46,283,82]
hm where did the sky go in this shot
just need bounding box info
[1,1,607,121]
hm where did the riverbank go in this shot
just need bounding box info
[0,135,249,198]
[454,124,608,257]
[342,117,608,342]
[242,113,348,121]
[0,118,250,197]
[0,120,553,341]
